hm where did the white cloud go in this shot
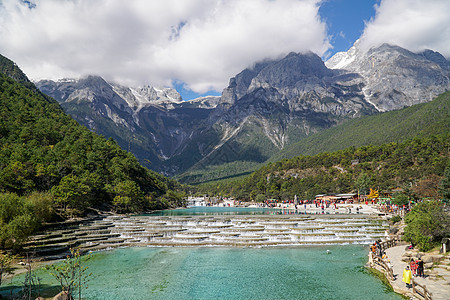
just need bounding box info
[360,0,450,57]
[0,0,330,93]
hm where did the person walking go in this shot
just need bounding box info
[417,258,424,277]
[402,265,412,288]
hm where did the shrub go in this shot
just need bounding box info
[404,200,449,251]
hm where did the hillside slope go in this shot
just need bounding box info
[270,91,450,162]
[0,54,182,212]
[180,91,449,185]
[200,134,449,201]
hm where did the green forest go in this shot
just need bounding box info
[198,134,449,201]
[178,91,450,185]
[0,55,184,249]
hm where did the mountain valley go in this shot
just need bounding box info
[35,42,449,183]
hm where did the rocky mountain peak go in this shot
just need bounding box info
[221,51,336,107]
[326,42,449,111]
[249,52,334,90]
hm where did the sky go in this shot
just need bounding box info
[0,0,449,100]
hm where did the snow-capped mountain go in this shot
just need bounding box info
[327,41,449,111]
[36,43,449,179]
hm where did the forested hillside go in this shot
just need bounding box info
[182,91,450,185]
[270,91,450,162]
[199,134,449,201]
[0,55,184,249]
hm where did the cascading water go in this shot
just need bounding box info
[100,214,387,248]
[23,208,389,257]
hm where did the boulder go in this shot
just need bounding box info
[402,251,413,257]
[52,291,73,300]
[431,255,444,262]
[424,262,434,269]
[401,257,410,262]
[422,255,433,263]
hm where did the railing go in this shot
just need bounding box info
[412,278,432,300]
[371,252,395,280]
[380,237,400,251]
[369,236,400,282]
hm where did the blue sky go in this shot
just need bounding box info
[319,0,378,56]
[0,0,448,101]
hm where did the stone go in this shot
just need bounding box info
[422,255,433,263]
[401,257,410,262]
[431,255,444,263]
[402,251,413,257]
[52,291,73,300]
[424,262,434,269]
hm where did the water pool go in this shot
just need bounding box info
[2,245,402,299]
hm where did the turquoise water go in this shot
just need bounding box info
[147,206,344,216]
[3,246,401,299]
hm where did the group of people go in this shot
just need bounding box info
[402,257,425,288]
[371,240,384,257]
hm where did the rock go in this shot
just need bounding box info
[52,291,73,300]
[431,255,444,262]
[402,250,415,257]
[422,255,434,263]
[401,257,410,262]
[424,262,434,269]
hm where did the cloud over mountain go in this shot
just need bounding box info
[0,0,329,93]
[360,0,450,57]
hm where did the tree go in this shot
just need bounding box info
[391,192,409,206]
[403,200,449,251]
[0,252,14,287]
[355,173,371,196]
[45,248,91,299]
[111,180,144,213]
[51,175,91,211]
[412,175,441,200]
[438,168,450,204]
[255,194,266,202]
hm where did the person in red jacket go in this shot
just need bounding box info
[410,258,417,277]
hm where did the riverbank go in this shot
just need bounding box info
[368,239,450,299]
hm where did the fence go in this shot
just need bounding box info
[380,236,400,251]
[370,235,434,300]
[411,278,432,300]
[371,252,395,280]
[369,236,399,282]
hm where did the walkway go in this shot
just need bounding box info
[385,245,450,300]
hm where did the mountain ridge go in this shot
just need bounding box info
[35,43,449,181]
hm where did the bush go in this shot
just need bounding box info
[390,215,402,224]
[404,200,449,251]
[0,192,54,249]
[392,193,409,206]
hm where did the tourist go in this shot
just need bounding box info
[417,258,424,277]
[371,243,377,254]
[387,260,393,273]
[402,266,412,288]
[410,258,417,277]
[376,240,383,257]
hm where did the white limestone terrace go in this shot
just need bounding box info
[24,214,388,260]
